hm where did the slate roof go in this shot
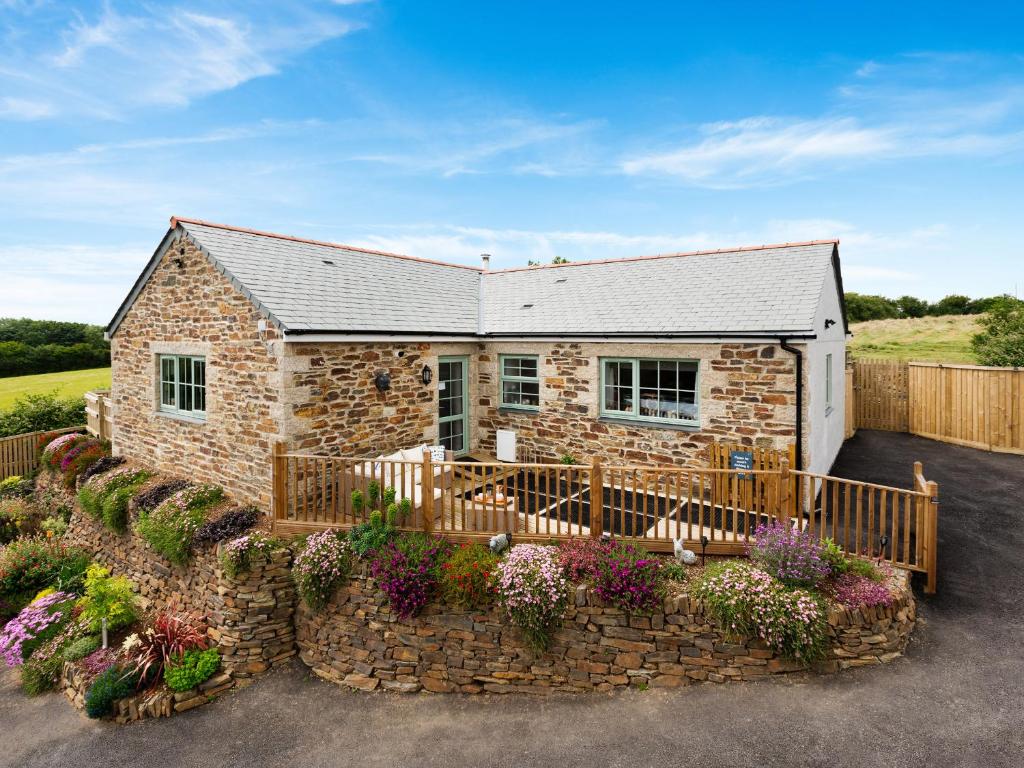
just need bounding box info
[107,218,842,339]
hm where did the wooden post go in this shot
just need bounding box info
[778,458,791,526]
[924,479,939,594]
[590,457,603,539]
[272,441,287,524]
[422,449,434,534]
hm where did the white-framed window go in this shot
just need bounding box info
[600,357,699,426]
[825,353,833,413]
[499,354,540,410]
[158,355,207,419]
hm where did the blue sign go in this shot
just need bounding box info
[729,450,754,480]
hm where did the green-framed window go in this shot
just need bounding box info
[600,357,698,426]
[499,354,540,410]
[158,355,207,419]
[825,353,833,413]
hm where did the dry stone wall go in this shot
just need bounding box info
[295,567,914,694]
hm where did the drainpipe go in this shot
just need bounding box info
[778,338,803,471]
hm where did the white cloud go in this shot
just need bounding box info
[0,2,360,119]
[0,96,54,120]
[621,55,1024,187]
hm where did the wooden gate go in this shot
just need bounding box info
[854,358,909,432]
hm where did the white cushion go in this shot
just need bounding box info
[401,445,428,462]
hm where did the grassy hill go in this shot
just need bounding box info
[0,367,111,410]
[848,315,980,363]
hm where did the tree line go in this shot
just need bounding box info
[0,318,110,378]
[843,293,1019,323]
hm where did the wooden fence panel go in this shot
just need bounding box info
[84,390,113,441]
[853,358,909,431]
[0,425,85,481]
[908,363,1024,454]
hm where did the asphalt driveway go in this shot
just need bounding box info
[2,431,1021,768]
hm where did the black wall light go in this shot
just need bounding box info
[374,371,391,392]
[421,365,432,385]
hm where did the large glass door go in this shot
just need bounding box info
[440,356,471,456]
[438,356,469,455]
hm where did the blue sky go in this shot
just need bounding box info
[2,0,1023,324]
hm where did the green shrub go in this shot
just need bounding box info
[40,516,68,538]
[0,497,41,539]
[0,392,87,439]
[84,665,137,719]
[76,564,137,633]
[348,510,397,558]
[659,561,690,585]
[846,557,883,582]
[820,538,848,576]
[62,634,102,662]
[0,476,32,499]
[100,485,138,533]
[163,648,220,692]
[0,538,90,613]
[77,486,102,518]
[134,484,223,565]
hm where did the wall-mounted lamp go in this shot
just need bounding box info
[824,318,836,329]
[421,365,432,385]
[374,371,391,392]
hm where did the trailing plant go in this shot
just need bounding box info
[40,433,88,470]
[692,561,827,663]
[219,531,280,579]
[348,510,397,558]
[76,564,137,633]
[592,542,663,613]
[557,537,611,583]
[0,590,78,666]
[77,466,150,523]
[58,438,107,488]
[80,647,120,678]
[495,544,570,653]
[747,522,830,588]
[132,478,191,516]
[193,505,259,547]
[440,542,499,609]
[164,647,220,692]
[19,617,89,695]
[0,537,90,613]
[826,573,895,608]
[84,664,138,718]
[134,484,224,564]
[125,608,208,687]
[62,633,102,662]
[79,455,124,484]
[370,533,453,619]
[292,529,352,611]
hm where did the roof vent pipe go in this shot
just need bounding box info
[481,253,491,270]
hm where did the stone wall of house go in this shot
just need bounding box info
[109,233,286,508]
[475,341,804,467]
[281,341,478,456]
[295,566,914,694]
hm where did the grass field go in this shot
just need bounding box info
[0,367,111,410]
[849,315,980,363]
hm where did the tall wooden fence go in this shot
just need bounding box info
[0,425,85,482]
[854,358,909,431]
[851,359,1024,455]
[271,444,940,592]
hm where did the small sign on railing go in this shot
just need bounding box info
[729,450,754,480]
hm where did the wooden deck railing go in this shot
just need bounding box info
[0,425,85,481]
[271,443,939,593]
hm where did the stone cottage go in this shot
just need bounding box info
[105,217,849,509]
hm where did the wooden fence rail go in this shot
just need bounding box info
[0,425,85,482]
[850,358,1024,455]
[271,443,939,592]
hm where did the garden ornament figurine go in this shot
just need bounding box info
[673,538,697,565]
[489,532,512,554]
